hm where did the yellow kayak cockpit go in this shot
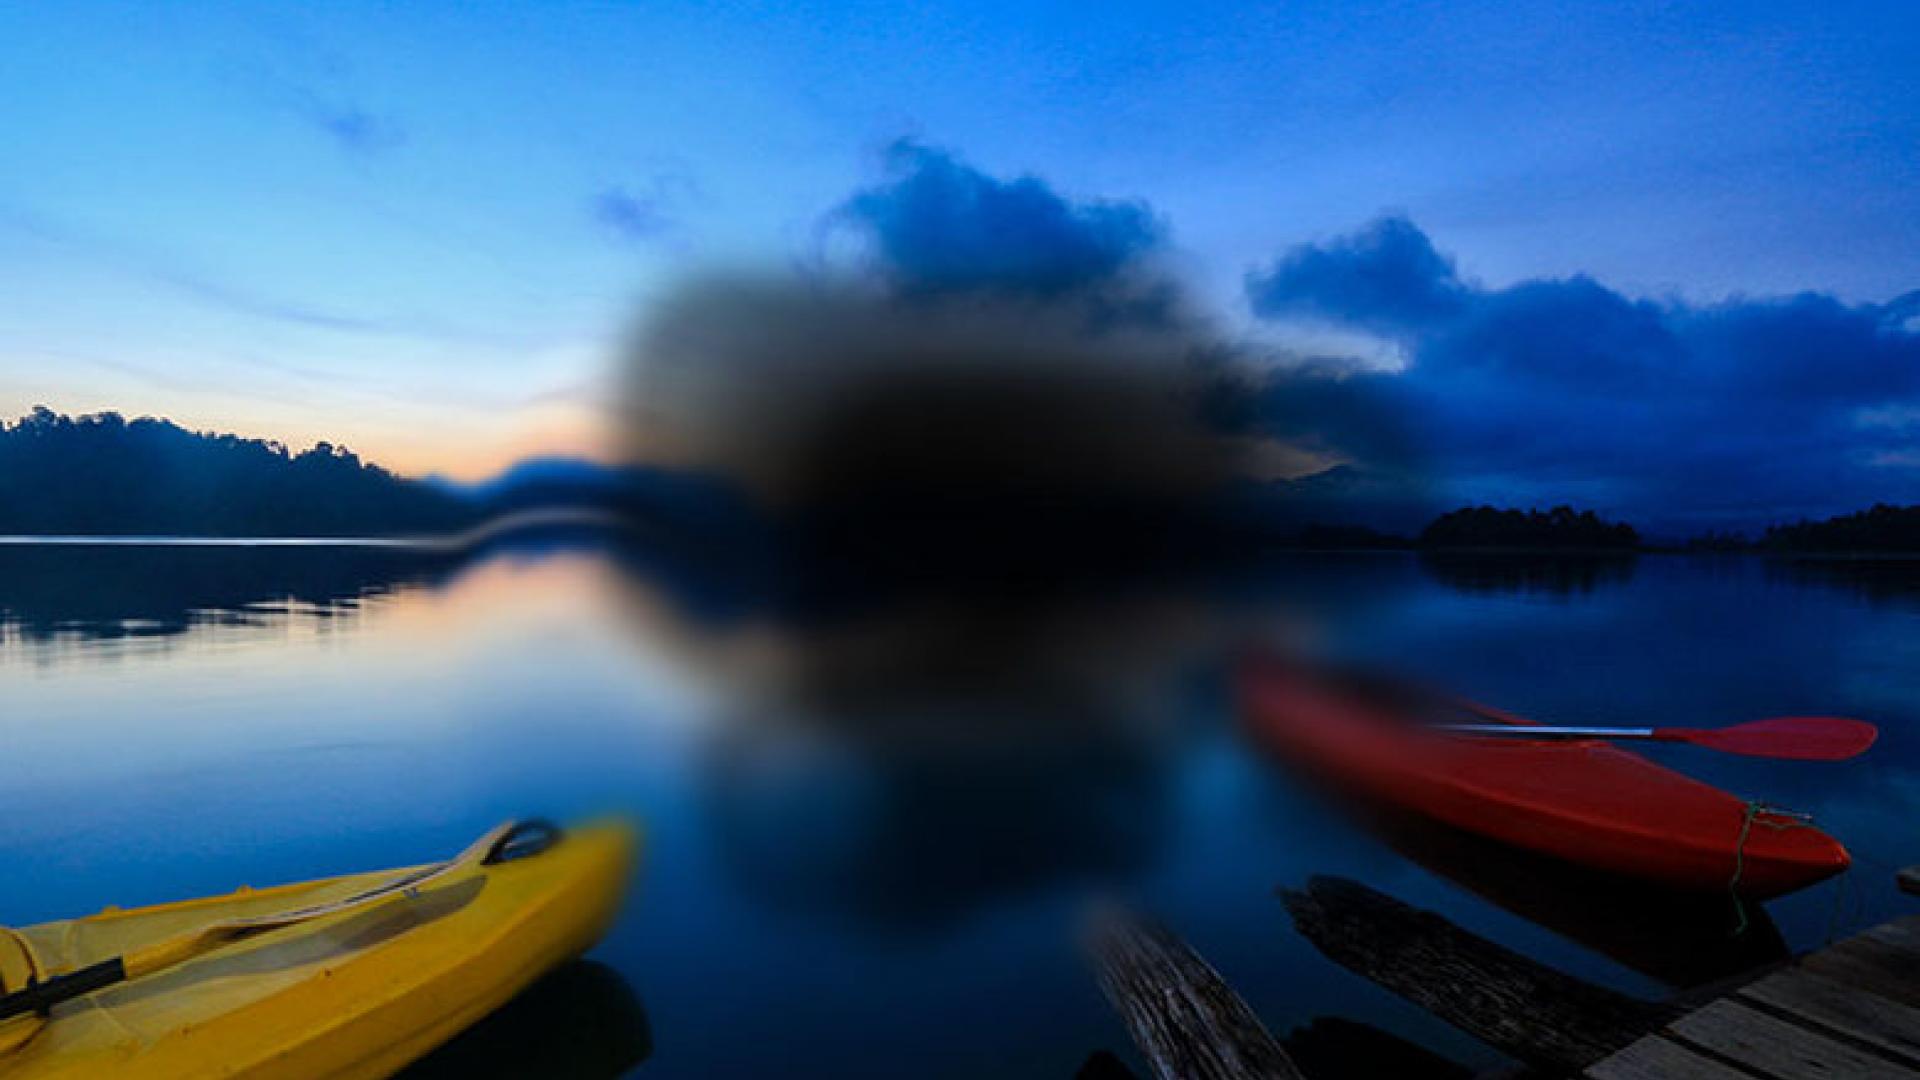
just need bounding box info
[0,820,636,1079]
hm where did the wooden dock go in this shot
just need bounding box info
[1585,912,1920,1080]
[1090,866,1920,1079]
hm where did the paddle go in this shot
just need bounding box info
[0,820,550,1025]
[1431,716,1878,761]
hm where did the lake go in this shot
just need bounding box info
[2,539,1916,1077]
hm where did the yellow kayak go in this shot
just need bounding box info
[0,820,636,1079]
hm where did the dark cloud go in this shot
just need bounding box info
[600,146,1438,733]
[618,276,1232,514]
[1422,277,1678,390]
[1247,216,1920,530]
[833,139,1167,300]
[1246,215,1469,337]
[615,148,1433,558]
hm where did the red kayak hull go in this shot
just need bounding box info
[1241,661,1850,899]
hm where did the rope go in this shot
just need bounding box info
[1727,799,1821,937]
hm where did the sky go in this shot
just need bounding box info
[0,1,1916,525]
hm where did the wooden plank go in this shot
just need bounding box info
[1085,906,1306,1080]
[1669,999,1916,1080]
[1280,876,1670,1074]
[1804,940,1920,1011]
[1738,969,1920,1068]
[1898,866,1919,897]
[1585,1035,1754,1080]
[1859,918,1920,956]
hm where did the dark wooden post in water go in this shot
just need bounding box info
[1280,876,1674,1074]
[1085,906,1308,1080]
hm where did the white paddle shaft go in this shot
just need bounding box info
[1433,723,1658,740]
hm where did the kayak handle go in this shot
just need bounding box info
[482,819,563,865]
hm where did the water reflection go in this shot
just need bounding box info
[0,542,459,642]
[1353,804,1786,989]
[1767,555,1920,609]
[1282,1017,1472,1080]
[1418,551,1638,596]
[3,536,1916,1078]
[703,716,1173,931]
[399,961,651,1079]
[596,516,1227,932]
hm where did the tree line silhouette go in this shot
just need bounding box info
[1418,505,1639,549]
[1761,504,1920,553]
[0,408,476,536]
[5,406,1919,552]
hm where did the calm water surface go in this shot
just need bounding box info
[2,542,1917,1077]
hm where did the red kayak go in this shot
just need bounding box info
[1240,657,1850,899]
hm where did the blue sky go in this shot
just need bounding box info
[1,1,1915,517]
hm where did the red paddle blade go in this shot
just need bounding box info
[1653,717,1878,761]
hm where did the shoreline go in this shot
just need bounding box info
[5,533,1920,561]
